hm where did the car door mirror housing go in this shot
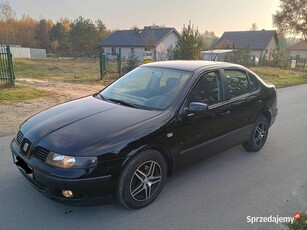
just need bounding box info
[186,102,209,114]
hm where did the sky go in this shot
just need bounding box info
[8,0,281,36]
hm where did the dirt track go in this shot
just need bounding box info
[0,79,104,136]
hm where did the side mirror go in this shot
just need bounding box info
[186,102,209,115]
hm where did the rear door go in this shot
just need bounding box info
[223,68,263,133]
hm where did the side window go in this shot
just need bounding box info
[248,73,259,92]
[188,71,223,106]
[225,69,250,98]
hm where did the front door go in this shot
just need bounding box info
[170,70,232,167]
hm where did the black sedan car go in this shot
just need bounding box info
[11,61,278,209]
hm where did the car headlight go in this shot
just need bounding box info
[46,152,97,169]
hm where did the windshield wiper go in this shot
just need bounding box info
[94,94,107,101]
[95,94,138,108]
[107,98,137,108]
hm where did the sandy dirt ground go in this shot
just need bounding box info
[0,78,104,137]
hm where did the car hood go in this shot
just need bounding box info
[20,96,164,156]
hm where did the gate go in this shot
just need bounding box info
[0,46,15,86]
[99,48,122,80]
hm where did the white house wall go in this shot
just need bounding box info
[266,37,278,60]
[103,47,145,61]
[249,37,277,61]
[289,50,307,59]
[250,50,263,59]
[156,32,178,61]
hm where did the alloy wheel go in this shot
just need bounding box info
[254,121,267,147]
[130,161,162,202]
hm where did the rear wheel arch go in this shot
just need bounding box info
[243,114,269,152]
[262,110,272,125]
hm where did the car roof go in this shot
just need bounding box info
[142,60,244,72]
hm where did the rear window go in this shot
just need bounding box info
[248,73,260,92]
[224,69,250,98]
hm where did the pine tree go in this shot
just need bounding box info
[173,21,204,60]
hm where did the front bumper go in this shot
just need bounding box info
[10,139,119,205]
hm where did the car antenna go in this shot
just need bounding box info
[213,49,222,62]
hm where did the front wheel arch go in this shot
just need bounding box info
[116,149,167,209]
[121,145,173,177]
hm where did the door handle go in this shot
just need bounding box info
[220,110,231,116]
[255,100,262,104]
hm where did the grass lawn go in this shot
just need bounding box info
[251,67,307,88]
[14,58,102,83]
[4,58,307,104]
[287,212,307,229]
[0,85,50,102]
[13,58,307,88]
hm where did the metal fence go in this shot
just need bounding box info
[0,46,15,86]
[99,48,122,80]
[290,58,307,70]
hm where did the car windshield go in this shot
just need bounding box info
[99,66,191,110]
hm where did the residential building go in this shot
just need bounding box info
[98,26,179,62]
[216,30,279,60]
[288,40,307,59]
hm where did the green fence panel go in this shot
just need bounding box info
[99,48,122,79]
[0,46,15,86]
[100,48,106,80]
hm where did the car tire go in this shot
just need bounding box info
[242,115,269,152]
[117,149,167,209]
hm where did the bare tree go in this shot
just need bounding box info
[0,2,16,44]
[250,23,258,31]
[0,1,16,21]
[201,30,218,50]
[273,0,307,39]
[144,30,156,50]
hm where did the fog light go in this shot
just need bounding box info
[62,190,73,198]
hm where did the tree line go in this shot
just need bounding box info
[1,0,305,62]
[0,2,111,57]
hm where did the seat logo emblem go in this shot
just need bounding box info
[23,142,29,152]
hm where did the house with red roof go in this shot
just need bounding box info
[288,40,307,59]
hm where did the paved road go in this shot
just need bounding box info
[1,85,307,230]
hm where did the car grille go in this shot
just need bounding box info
[34,147,50,162]
[16,131,24,146]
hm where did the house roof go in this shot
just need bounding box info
[98,27,179,48]
[288,40,307,50]
[217,30,278,50]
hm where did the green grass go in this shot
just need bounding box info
[0,85,50,102]
[251,67,307,88]
[287,212,307,230]
[14,58,102,82]
[12,58,307,88]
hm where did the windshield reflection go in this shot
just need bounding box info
[100,66,191,110]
